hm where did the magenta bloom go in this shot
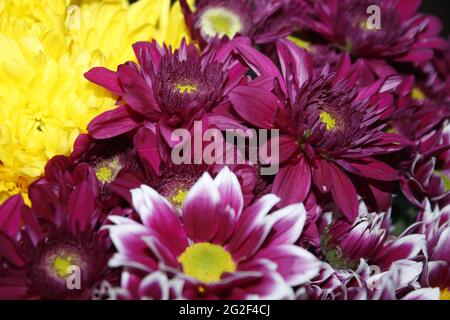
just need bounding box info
[85,39,264,177]
[230,39,409,221]
[108,167,320,299]
[0,165,118,299]
[180,0,304,46]
[301,0,448,65]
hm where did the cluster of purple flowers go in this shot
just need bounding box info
[0,0,449,300]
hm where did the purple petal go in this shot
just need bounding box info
[264,203,307,246]
[311,158,333,193]
[227,194,280,258]
[213,166,244,218]
[0,195,24,237]
[272,158,311,207]
[84,67,123,96]
[254,245,320,286]
[138,272,170,300]
[182,173,221,242]
[108,223,158,272]
[0,232,26,267]
[229,86,280,129]
[233,42,286,94]
[401,288,440,300]
[131,185,188,256]
[328,162,358,222]
[67,182,95,231]
[337,159,399,181]
[88,106,141,139]
[134,127,162,175]
[276,39,313,101]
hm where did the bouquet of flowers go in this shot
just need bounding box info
[0,0,449,300]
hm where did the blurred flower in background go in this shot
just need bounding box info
[0,0,189,203]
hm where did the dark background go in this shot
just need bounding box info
[129,0,450,36]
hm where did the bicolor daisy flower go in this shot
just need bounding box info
[415,201,450,300]
[108,167,320,299]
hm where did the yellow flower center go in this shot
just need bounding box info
[412,87,426,101]
[175,83,198,94]
[320,111,337,131]
[94,156,121,184]
[178,242,237,283]
[440,288,450,300]
[354,20,379,32]
[96,167,113,183]
[198,7,243,39]
[53,256,73,278]
[170,188,189,208]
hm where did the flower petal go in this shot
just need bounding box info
[88,106,141,139]
[182,173,221,242]
[131,185,188,256]
[229,86,280,129]
[328,162,358,222]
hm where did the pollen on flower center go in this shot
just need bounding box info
[198,7,243,38]
[412,87,426,101]
[94,156,121,184]
[320,111,337,131]
[175,83,198,94]
[170,189,189,208]
[53,256,74,278]
[178,242,236,283]
[440,288,450,300]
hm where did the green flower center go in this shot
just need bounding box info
[178,242,236,283]
[52,255,73,279]
[198,7,243,39]
[169,188,189,208]
[320,111,337,131]
[94,156,121,184]
[412,87,426,101]
[175,83,198,94]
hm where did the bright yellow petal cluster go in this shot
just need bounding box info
[0,0,190,203]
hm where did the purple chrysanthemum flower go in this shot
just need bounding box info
[108,167,320,299]
[84,39,251,163]
[229,38,410,221]
[180,0,305,46]
[300,0,448,65]
[0,164,119,299]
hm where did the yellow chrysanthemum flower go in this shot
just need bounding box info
[0,0,190,203]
